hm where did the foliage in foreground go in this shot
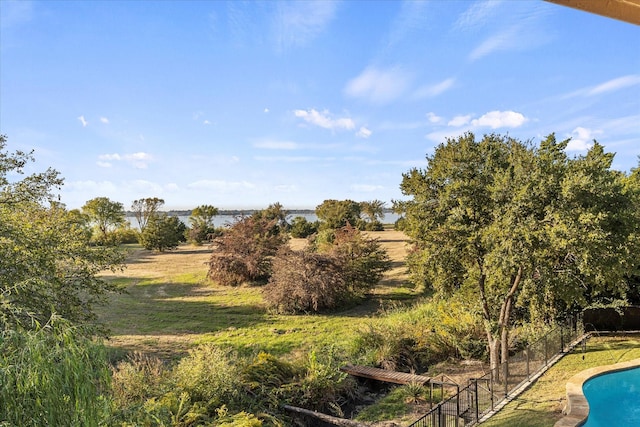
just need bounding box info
[0,319,112,427]
[110,344,355,426]
[0,135,125,330]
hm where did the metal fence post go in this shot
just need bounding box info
[474,379,479,423]
[544,335,548,365]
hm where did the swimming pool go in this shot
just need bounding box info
[582,366,640,427]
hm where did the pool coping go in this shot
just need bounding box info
[553,357,640,427]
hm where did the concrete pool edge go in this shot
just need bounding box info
[553,357,640,427]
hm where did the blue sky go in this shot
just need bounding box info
[1,0,639,210]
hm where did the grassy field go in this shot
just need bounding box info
[97,230,418,360]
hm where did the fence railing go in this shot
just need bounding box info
[407,319,583,427]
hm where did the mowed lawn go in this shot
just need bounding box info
[97,230,417,360]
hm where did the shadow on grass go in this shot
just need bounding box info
[98,280,268,336]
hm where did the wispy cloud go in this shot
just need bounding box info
[469,25,520,61]
[77,115,88,127]
[97,152,152,169]
[344,66,413,104]
[454,0,504,31]
[587,75,640,96]
[466,2,551,61]
[294,109,355,131]
[471,110,527,128]
[385,0,430,48]
[272,1,337,51]
[254,155,315,163]
[100,117,109,124]
[414,78,456,99]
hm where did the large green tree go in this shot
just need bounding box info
[395,133,638,373]
[0,135,124,329]
[82,196,126,244]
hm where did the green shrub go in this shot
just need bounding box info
[289,216,317,238]
[111,351,168,407]
[172,344,242,408]
[0,319,112,427]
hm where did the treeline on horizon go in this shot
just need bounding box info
[125,208,395,217]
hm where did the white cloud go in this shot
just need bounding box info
[77,115,88,127]
[471,110,527,128]
[97,152,152,169]
[344,66,412,104]
[96,161,112,168]
[99,153,121,161]
[273,1,337,51]
[100,117,109,124]
[66,180,118,193]
[587,75,640,96]
[448,115,472,127]
[426,112,443,124]
[125,152,152,169]
[187,179,256,192]
[264,108,270,113]
[356,127,372,139]
[293,109,355,131]
[203,120,211,125]
[414,78,455,98]
[165,183,180,192]
[567,127,599,152]
[254,139,298,150]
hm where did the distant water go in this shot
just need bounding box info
[127,212,400,228]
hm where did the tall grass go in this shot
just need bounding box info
[0,318,112,427]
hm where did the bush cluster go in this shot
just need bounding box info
[263,224,391,314]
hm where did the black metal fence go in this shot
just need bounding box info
[407,320,584,427]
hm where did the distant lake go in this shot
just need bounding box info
[127,212,400,228]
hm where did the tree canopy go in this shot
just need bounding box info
[395,132,639,371]
[0,135,125,329]
[82,197,126,244]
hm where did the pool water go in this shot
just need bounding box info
[582,366,640,427]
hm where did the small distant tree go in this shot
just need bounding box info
[188,204,219,244]
[253,202,290,233]
[139,214,186,252]
[82,197,126,244]
[131,197,164,232]
[208,216,289,286]
[289,216,318,238]
[315,199,361,230]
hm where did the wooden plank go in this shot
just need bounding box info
[283,405,370,427]
[341,364,431,385]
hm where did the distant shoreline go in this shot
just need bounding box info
[125,208,395,217]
